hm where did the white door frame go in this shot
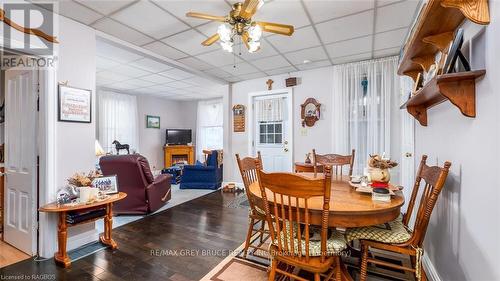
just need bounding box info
[247,88,293,171]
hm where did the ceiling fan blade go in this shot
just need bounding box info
[202,34,220,46]
[239,0,262,19]
[186,12,226,22]
[256,21,294,36]
[241,32,250,49]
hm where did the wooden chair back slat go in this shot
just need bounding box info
[256,161,332,262]
[403,155,451,247]
[236,152,263,212]
[312,149,355,177]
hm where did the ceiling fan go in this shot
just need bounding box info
[186,0,294,53]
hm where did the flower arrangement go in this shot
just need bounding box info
[368,155,398,169]
[67,170,101,187]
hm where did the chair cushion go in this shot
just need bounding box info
[345,215,412,244]
[273,223,347,256]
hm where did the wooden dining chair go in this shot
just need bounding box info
[235,152,268,258]
[346,155,451,281]
[312,149,355,177]
[255,163,346,281]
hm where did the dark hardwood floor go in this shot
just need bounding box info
[0,191,249,281]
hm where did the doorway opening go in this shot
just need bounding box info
[248,89,293,172]
[0,51,40,267]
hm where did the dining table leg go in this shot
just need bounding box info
[54,211,71,267]
[100,203,117,249]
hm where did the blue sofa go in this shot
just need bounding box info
[180,150,223,190]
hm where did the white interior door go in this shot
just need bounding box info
[4,69,38,255]
[253,95,292,172]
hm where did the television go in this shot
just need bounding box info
[166,129,192,145]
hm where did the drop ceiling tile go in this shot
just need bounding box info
[109,64,149,78]
[147,84,176,92]
[238,72,267,81]
[196,50,242,67]
[96,56,121,71]
[159,68,195,80]
[303,0,374,23]
[283,46,328,65]
[92,18,154,46]
[140,74,175,84]
[152,0,230,26]
[96,40,143,63]
[97,70,131,83]
[221,62,260,76]
[128,58,172,73]
[162,29,219,55]
[374,28,408,50]
[235,40,278,61]
[331,52,372,65]
[266,66,297,76]
[266,26,321,53]
[325,36,372,58]
[177,57,214,71]
[196,21,222,37]
[296,59,332,71]
[183,76,217,86]
[203,68,233,79]
[316,10,374,44]
[166,80,192,89]
[76,0,135,15]
[378,0,401,7]
[254,0,310,28]
[374,47,401,58]
[251,55,291,71]
[111,1,190,39]
[107,81,139,91]
[376,1,420,33]
[58,1,103,25]
[126,79,156,88]
[142,41,189,60]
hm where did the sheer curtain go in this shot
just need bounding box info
[196,99,223,161]
[332,56,399,174]
[98,91,139,154]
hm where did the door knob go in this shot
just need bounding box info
[405,152,413,157]
[284,148,289,152]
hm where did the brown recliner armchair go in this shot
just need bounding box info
[99,154,172,215]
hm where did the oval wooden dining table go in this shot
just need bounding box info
[248,173,405,228]
[248,173,405,281]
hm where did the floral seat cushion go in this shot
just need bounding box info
[345,215,412,244]
[273,223,347,256]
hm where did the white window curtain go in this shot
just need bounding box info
[196,99,223,161]
[98,91,139,154]
[332,56,399,174]
[255,98,284,122]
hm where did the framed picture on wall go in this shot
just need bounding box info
[58,85,92,123]
[146,115,160,129]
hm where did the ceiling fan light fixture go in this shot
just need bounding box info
[248,24,262,41]
[248,40,260,53]
[217,24,233,42]
[220,41,234,53]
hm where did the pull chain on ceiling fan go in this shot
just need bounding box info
[186,0,294,53]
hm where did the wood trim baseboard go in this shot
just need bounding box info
[423,253,442,281]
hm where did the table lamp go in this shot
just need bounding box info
[95,140,105,157]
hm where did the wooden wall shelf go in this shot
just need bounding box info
[403,70,485,126]
[398,0,490,78]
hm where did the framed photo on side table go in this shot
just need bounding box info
[58,85,92,123]
[92,175,119,194]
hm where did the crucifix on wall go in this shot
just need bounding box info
[266,79,274,90]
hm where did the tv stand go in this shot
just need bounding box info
[164,145,194,168]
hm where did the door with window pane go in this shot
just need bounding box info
[253,96,291,172]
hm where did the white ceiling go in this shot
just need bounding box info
[52,0,421,84]
[96,39,227,100]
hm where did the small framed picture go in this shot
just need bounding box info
[92,175,119,194]
[58,85,92,123]
[146,115,160,129]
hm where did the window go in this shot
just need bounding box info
[258,121,282,144]
[196,99,223,161]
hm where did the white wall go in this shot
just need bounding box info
[416,4,500,280]
[136,95,197,169]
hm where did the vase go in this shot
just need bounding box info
[369,168,391,183]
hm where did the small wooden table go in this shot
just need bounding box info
[39,192,127,267]
[294,162,322,173]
